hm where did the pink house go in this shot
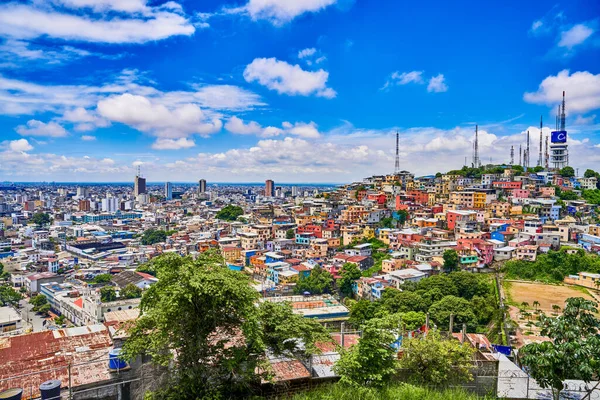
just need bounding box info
[511,189,530,198]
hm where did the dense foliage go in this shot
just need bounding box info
[291,383,485,400]
[140,229,167,245]
[294,265,334,295]
[0,285,22,307]
[582,189,600,205]
[559,166,575,178]
[347,272,496,332]
[442,250,459,272]
[215,205,244,221]
[502,248,600,283]
[90,273,112,284]
[339,263,362,297]
[100,286,117,302]
[120,283,142,299]
[122,251,328,398]
[286,228,296,239]
[521,297,600,400]
[30,212,51,226]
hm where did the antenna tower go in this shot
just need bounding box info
[472,125,480,167]
[544,136,549,169]
[510,146,514,165]
[136,165,141,177]
[526,130,530,169]
[394,131,400,174]
[560,91,566,131]
[519,145,522,166]
[538,116,543,166]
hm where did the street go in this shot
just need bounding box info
[18,299,47,332]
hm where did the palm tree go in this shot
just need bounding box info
[552,304,560,315]
[594,280,600,292]
[532,300,540,310]
[521,301,529,309]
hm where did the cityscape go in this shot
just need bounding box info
[0,0,600,400]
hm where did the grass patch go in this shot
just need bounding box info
[569,284,592,297]
[502,280,515,306]
[289,383,488,400]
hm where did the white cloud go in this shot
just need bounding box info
[0,2,195,44]
[81,135,96,141]
[573,114,596,125]
[16,120,67,137]
[224,116,263,135]
[225,117,321,138]
[531,20,543,32]
[97,93,222,138]
[50,0,148,13]
[63,107,110,131]
[298,47,317,58]
[524,70,600,114]
[151,137,196,150]
[558,24,595,49]
[243,57,336,98]
[381,71,424,90]
[231,0,338,25]
[427,74,448,93]
[8,138,33,152]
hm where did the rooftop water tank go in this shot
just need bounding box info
[109,348,127,370]
[39,380,61,400]
[0,388,23,400]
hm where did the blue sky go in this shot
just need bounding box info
[0,0,599,183]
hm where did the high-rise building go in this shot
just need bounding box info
[134,174,146,196]
[291,186,298,197]
[78,200,90,212]
[265,180,274,197]
[165,182,173,200]
[550,91,569,170]
[198,179,207,194]
[76,187,89,198]
[101,196,118,213]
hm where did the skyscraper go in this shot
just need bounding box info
[198,179,207,194]
[165,182,173,200]
[265,180,274,197]
[134,169,146,196]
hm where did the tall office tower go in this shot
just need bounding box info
[265,179,274,197]
[76,187,89,198]
[550,91,569,170]
[165,182,173,200]
[291,186,298,197]
[134,167,146,196]
[198,179,207,194]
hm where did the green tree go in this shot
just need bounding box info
[584,169,598,178]
[334,314,401,387]
[140,229,167,245]
[397,209,409,224]
[294,266,334,295]
[339,263,361,298]
[120,283,142,299]
[100,286,117,302]
[29,293,47,308]
[416,274,459,297]
[215,205,244,221]
[442,250,459,272]
[399,330,475,387]
[285,228,295,239]
[380,289,428,314]
[37,303,51,315]
[0,285,22,307]
[122,251,325,398]
[429,295,477,331]
[559,166,575,178]
[448,272,491,300]
[30,212,51,226]
[0,262,9,281]
[378,217,395,229]
[55,315,66,326]
[347,299,380,327]
[521,297,600,400]
[91,273,112,284]
[532,166,545,173]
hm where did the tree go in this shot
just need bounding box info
[37,303,51,315]
[100,286,117,302]
[380,289,428,314]
[285,228,295,239]
[396,209,409,224]
[140,229,167,245]
[532,166,544,173]
[448,272,491,300]
[339,263,361,298]
[521,297,600,400]
[294,266,334,295]
[429,295,477,331]
[0,285,22,307]
[347,299,380,327]
[122,251,325,398]
[30,293,47,308]
[443,250,459,272]
[559,166,575,178]
[91,273,112,284]
[584,169,598,178]
[399,330,475,387]
[30,213,51,226]
[378,217,395,229]
[416,274,459,297]
[334,314,401,387]
[55,315,66,326]
[120,283,142,299]
[215,205,244,221]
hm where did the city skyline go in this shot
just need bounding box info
[0,0,599,182]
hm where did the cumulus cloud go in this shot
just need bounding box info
[81,135,96,141]
[225,117,321,138]
[558,24,595,49]
[97,93,223,138]
[0,2,195,44]
[8,138,33,152]
[381,71,424,90]
[151,137,196,150]
[427,74,448,93]
[229,0,338,25]
[523,70,600,114]
[63,107,111,131]
[243,57,336,98]
[298,47,317,58]
[16,120,67,137]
